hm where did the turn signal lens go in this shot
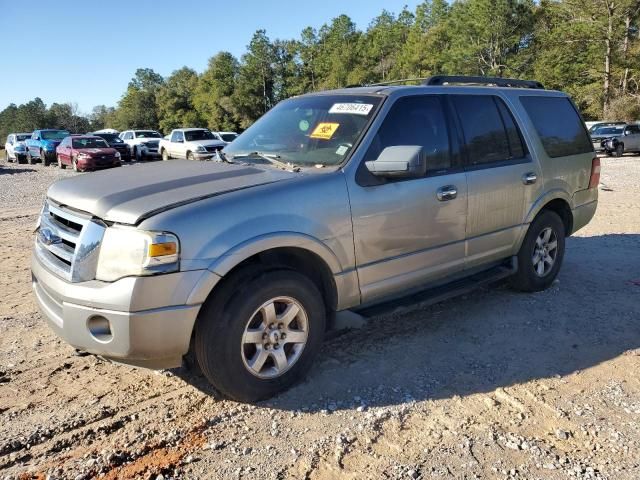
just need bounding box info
[149,242,177,257]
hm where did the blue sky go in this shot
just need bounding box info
[1,0,421,114]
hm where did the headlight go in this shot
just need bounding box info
[77,153,90,160]
[196,145,207,153]
[95,227,180,282]
[115,151,121,158]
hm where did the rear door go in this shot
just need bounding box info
[349,94,468,303]
[450,94,538,269]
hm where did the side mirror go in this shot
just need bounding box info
[365,145,426,178]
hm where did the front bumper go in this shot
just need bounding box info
[192,152,217,160]
[31,254,219,369]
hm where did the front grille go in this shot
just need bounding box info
[205,145,223,153]
[144,141,160,148]
[35,201,105,282]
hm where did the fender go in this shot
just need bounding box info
[184,232,346,307]
[208,231,343,276]
[513,189,573,250]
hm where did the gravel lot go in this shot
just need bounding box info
[0,156,639,479]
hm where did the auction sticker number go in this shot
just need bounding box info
[329,103,374,115]
[310,123,340,140]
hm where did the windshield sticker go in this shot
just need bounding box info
[310,122,340,140]
[336,145,349,156]
[329,103,374,115]
[298,119,310,132]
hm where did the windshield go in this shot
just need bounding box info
[95,133,123,143]
[42,130,70,140]
[16,134,31,141]
[591,125,624,136]
[73,138,109,149]
[185,129,215,141]
[221,133,238,142]
[224,95,382,167]
[134,131,161,138]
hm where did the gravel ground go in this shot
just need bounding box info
[0,155,639,479]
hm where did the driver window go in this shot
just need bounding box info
[363,95,452,175]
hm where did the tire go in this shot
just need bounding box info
[509,210,565,292]
[57,155,66,169]
[42,150,50,166]
[27,151,34,165]
[3,150,9,163]
[186,151,195,161]
[16,154,24,164]
[195,268,326,402]
[72,157,79,172]
[161,149,171,161]
[133,146,140,162]
[615,143,624,157]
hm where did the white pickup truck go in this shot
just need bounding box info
[119,130,163,161]
[158,128,226,161]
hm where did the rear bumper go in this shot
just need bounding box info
[31,254,220,369]
[571,199,598,235]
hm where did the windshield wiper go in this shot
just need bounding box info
[231,151,300,172]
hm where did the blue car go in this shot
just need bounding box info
[25,129,71,165]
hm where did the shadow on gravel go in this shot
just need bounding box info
[175,234,640,410]
[0,166,37,175]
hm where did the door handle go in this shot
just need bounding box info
[437,185,458,201]
[522,172,537,185]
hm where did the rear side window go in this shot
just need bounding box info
[452,95,525,166]
[520,96,592,158]
[365,95,452,174]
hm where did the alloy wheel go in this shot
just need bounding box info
[240,296,309,379]
[532,227,558,277]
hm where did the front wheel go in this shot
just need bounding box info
[42,150,50,166]
[186,151,195,161]
[72,157,80,172]
[195,269,326,402]
[615,143,624,157]
[509,210,565,292]
[57,155,66,169]
[161,149,170,161]
[26,151,34,164]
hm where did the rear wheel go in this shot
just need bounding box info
[195,269,326,402]
[509,210,565,292]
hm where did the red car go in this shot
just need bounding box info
[56,135,122,172]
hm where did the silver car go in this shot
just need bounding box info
[589,122,640,157]
[31,76,598,401]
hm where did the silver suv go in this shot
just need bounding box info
[31,76,599,401]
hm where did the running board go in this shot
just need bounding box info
[353,258,517,319]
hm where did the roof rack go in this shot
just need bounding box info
[366,77,432,87]
[423,75,544,89]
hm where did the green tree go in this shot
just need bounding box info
[232,30,277,128]
[112,68,164,130]
[316,15,366,88]
[156,67,202,132]
[194,52,240,131]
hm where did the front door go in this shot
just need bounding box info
[348,94,468,304]
[623,124,640,151]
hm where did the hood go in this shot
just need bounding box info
[43,139,62,147]
[77,147,118,156]
[187,139,226,148]
[47,160,293,225]
[591,134,621,141]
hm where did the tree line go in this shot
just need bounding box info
[3,0,640,143]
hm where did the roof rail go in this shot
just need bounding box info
[424,75,545,89]
[366,77,432,87]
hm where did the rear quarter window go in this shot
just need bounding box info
[520,96,592,158]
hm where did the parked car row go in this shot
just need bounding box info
[3,128,239,170]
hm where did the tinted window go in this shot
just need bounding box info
[452,95,512,166]
[185,130,215,141]
[364,95,451,173]
[626,125,640,134]
[495,98,526,159]
[134,130,161,138]
[72,138,109,148]
[221,133,238,142]
[520,96,592,157]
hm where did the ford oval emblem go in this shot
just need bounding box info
[38,228,62,246]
